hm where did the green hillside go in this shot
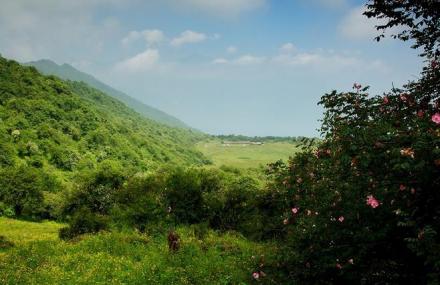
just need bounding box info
[0,56,206,182]
[25,59,190,129]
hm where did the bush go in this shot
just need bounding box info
[0,165,46,218]
[59,208,109,240]
[113,173,166,230]
[62,160,126,217]
[0,202,15,218]
[268,68,440,283]
[163,168,205,224]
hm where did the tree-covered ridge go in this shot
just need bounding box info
[0,56,207,176]
[25,59,191,129]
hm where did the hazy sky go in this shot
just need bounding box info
[0,0,424,136]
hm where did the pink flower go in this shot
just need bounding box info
[400,93,408,102]
[432,113,440,124]
[252,272,260,279]
[399,184,406,191]
[338,216,345,222]
[291,207,299,214]
[353,83,362,91]
[366,195,380,208]
[336,263,343,269]
[383,96,389,104]
[417,110,424,118]
[348,258,354,264]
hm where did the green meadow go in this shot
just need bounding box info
[0,218,273,284]
[196,140,300,169]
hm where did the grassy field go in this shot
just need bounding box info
[196,140,300,169]
[0,218,273,284]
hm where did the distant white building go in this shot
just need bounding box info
[222,141,263,147]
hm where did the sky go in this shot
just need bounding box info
[0,0,424,137]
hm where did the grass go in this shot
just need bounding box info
[196,139,300,169]
[0,217,64,244]
[0,218,273,284]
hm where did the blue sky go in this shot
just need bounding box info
[0,0,424,136]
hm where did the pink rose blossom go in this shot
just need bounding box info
[432,113,440,124]
[291,207,299,214]
[366,195,380,208]
[417,110,424,118]
[383,96,389,104]
[400,94,408,102]
[353,83,362,91]
[400,184,407,191]
[336,263,343,269]
[338,216,344,222]
[252,272,260,279]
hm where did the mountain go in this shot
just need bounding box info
[0,56,207,181]
[25,59,190,129]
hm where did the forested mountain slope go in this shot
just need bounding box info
[0,57,207,179]
[26,59,190,129]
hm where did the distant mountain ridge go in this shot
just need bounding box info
[25,59,190,129]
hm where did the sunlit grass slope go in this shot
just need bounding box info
[0,218,270,284]
[197,139,300,169]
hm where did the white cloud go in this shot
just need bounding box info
[171,30,207,46]
[212,33,221,40]
[0,0,126,62]
[115,49,159,72]
[211,54,265,65]
[227,46,238,54]
[339,6,392,41]
[234,55,266,65]
[271,49,389,73]
[122,29,165,46]
[279,43,296,54]
[212,58,229,64]
[143,30,166,45]
[170,0,266,17]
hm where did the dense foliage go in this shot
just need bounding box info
[0,57,207,219]
[59,166,282,242]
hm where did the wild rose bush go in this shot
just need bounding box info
[268,65,440,283]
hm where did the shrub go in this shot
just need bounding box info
[164,168,205,224]
[113,173,166,230]
[0,165,46,218]
[59,207,109,240]
[62,160,126,217]
[269,68,440,283]
[0,202,15,218]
